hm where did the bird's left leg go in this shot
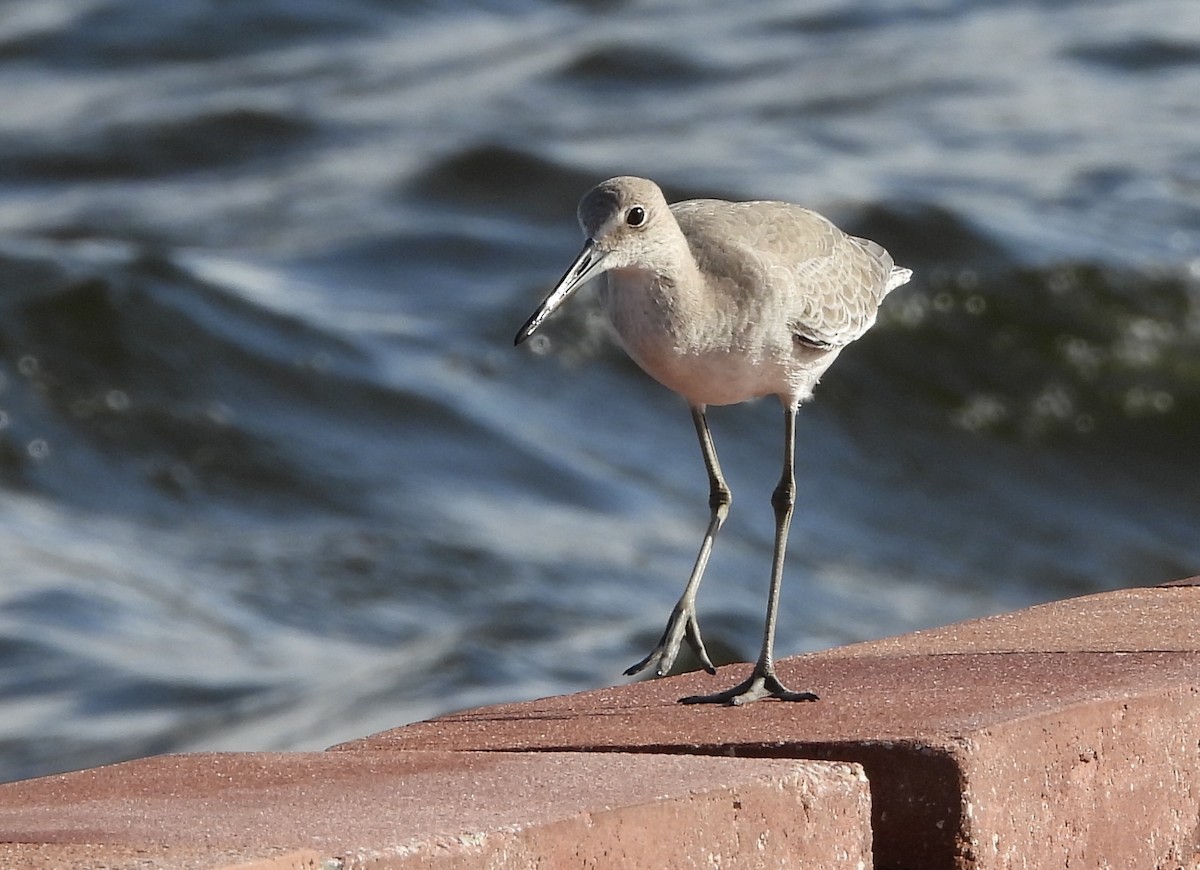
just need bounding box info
[625,405,726,678]
[682,401,818,705]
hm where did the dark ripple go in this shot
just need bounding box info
[560,43,715,86]
[1,588,123,634]
[305,229,544,287]
[759,3,957,35]
[79,677,268,716]
[1,109,316,182]
[764,76,990,120]
[0,634,80,696]
[0,1,381,68]
[406,144,596,223]
[1067,37,1200,73]
[845,201,1012,270]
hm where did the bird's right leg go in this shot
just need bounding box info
[681,401,817,705]
[625,405,726,678]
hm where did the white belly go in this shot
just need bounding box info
[605,300,833,407]
[600,268,837,407]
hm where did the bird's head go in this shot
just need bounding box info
[514,176,674,345]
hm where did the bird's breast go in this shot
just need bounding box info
[599,270,822,406]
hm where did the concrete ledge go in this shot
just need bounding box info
[339,581,1200,868]
[0,750,870,869]
[1,580,1198,868]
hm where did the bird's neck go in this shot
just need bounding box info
[602,254,708,353]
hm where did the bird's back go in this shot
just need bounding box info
[670,199,908,349]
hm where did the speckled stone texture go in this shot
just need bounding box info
[0,749,871,869]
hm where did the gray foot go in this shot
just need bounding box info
[625,603,716,678]
[680,667,818,706]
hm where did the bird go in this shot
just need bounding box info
[513,176,911,705]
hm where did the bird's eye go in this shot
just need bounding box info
[626,206,646,227]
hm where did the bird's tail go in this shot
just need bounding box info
[886,266,913,293]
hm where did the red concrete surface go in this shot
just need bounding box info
[816,580,1200,657]
[0,749,870,869]
[340,582,1200,869]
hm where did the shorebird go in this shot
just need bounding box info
[514,176,911,705]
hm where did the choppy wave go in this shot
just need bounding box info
[0,238,374,513]
[844,205,1200,450]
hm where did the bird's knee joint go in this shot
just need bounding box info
[709,486,731,511]
[771,480,795,513]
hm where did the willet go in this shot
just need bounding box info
[514,176,911,705]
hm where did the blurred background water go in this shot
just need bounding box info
[0,0,1198,783]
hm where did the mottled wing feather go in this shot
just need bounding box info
[672,200,902,348]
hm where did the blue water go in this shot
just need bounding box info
[1,0,1199,782]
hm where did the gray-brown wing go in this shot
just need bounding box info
[672,199,901,348]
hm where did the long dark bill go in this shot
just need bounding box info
[514,240,609,345]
